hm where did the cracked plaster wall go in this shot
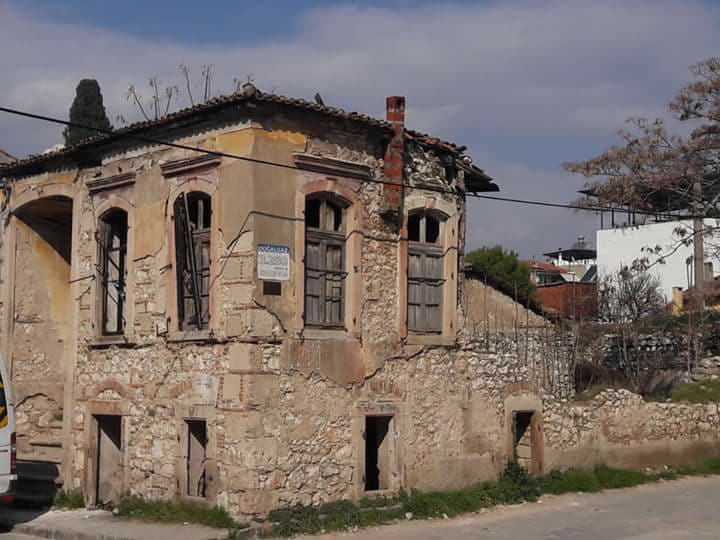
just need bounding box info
[5,111,713,520]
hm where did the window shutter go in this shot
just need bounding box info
[305,239,322,324]
[425,254,443,332]
[326,243,343,324]
[407,252,423,331]
[304,198,347,327]
[407,214,446,334]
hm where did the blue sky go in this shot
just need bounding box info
[2,0,719,257]
[21,0,442,44]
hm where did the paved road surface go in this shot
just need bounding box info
[299,475,720,540]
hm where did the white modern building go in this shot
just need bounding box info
[596,219,720,302]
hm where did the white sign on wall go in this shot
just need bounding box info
[257,244,290,281]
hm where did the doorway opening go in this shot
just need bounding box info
[186,420,207,498]
[512,411,534,471]
[12,196,73,464]
[364,415,394,492]
[94,415,123,505]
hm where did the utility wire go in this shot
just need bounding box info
[0,104,707,220]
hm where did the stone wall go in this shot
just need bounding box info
[690,356,720,382]
[544,389,720,471]
[0,104,503,518]
[6,97,720,522]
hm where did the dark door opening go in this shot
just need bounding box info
[512,411,534,470]
[186,420,208,498]
[95,415,123,505]
[364,415,393,492]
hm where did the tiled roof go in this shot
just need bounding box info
[0,84,470,175]
[525,260,571,274]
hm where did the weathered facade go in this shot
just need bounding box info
[3,86,720,521]
[0,86,524,517]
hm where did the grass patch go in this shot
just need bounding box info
[675,457,720,476]
[263,459,720,537]
[538,468,601,493]
[671,380,720,403]
[115,495,247,530]
[53,488,85,509]
[594,466,649,489]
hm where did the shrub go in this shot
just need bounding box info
[53,488,85,509]
[115,495,244,529]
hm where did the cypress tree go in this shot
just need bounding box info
[63,79,112,146]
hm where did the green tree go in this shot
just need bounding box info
[465,246,535,300]
[63,79,112,146]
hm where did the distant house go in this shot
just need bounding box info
[527,260,575,287]
[543,236,597,282]
[0,149,15,164]
[524,238,598,319]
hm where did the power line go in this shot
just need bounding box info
[0,104,705,220]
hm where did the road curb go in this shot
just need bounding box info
[12,521,238,540]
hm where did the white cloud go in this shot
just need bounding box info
[0,0,718,255]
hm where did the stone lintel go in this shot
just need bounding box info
[160,154,222,177]
[293,153,372,181]
[86,172,136,193]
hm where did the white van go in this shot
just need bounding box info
[0,355,16,503]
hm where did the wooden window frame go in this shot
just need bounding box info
[407,212,445,334]
[174,192,212,331]
[304,197,348,328]
[97,209,128,336]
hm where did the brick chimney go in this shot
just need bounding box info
[383,96,405,213]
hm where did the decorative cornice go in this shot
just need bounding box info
[293,153,372,181]
[86,172,136,193]
[160,154,222,177]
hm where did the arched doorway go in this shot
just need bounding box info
[10,195,73,466]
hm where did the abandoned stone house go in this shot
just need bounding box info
[2,84,720,521]
[0,85,517,515]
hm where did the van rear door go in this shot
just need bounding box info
[0,360,16,498]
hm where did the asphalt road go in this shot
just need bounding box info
[300,475,720,540]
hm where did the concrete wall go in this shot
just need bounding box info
[596,219,720,300]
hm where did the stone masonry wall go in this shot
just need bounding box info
[544,389,720,471]
[7,102,720,522]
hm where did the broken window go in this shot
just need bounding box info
[364,415,394,492]
[185,420,207,498]
[97,209,128,335]
[174,192,211,330]
[305,196,347,327]
[407,211,445,333]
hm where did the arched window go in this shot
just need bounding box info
[97,209,128,335]
[174,192,212,330]
[407,211,445,333]
[305,195,347,327]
